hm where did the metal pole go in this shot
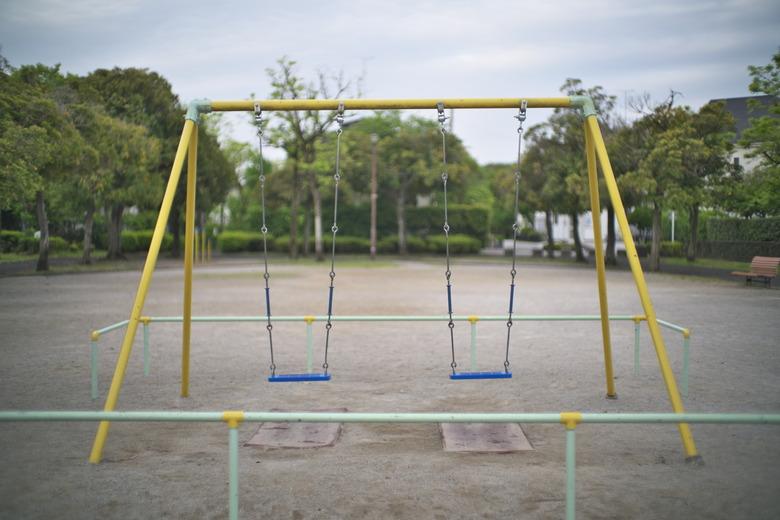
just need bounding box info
[228,425,239,520]
[469,318,478,371]
[584,123,616,399]
[682,333,690,398]
[585,116,699,460]
[370,133,378,260]
[182,126,198,398]
[89,118,195,464]
[305,318,314,373]
[566,428,577,520]
[209,98,574,112]
[143,321,150,377]
[634,320,641,376]
[90,340,98,400]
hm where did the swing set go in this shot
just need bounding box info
[88,96,699,464]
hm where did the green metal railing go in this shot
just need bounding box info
[88,314,692,400]
[0,410,777,520]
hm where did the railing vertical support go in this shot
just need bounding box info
[633,318,641,376]
[90,335,99,400]
[561,412,581,520]
[468,316,479,371]
[305,316,315,373]
[682,331,690,398]
[223,411,244,520]
[142,320,150,377]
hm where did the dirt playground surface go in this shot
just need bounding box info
[1,258,778,519]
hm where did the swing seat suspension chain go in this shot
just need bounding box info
[504,100,527,373]
[437,102,458,374]
[322,102,346,374]
[255,103,276,376]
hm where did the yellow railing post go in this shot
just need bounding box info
[182,125,198,398]
[584,115,699,461]
[584,124,617,399]
[89,119,195,463]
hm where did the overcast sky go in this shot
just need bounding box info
[1,0,778,164]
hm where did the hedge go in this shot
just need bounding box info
[705,217,780,242]
[0,231,70,254]
[425,234,482,254]
[376,235,427,254]
[405,205,490,241]
[660,241,684,257]
[219,231,265,253]
[120,231,173,253]
[696,241,780,262]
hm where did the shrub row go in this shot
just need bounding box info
[660,241,684,257]
[120,231,173,253]
[705,217,780,242]
[217,231,482,255]
[696,240,780,262]
[0,230,71,254]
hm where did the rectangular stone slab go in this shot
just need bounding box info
[245,408,347,449]
[440,423,534,453]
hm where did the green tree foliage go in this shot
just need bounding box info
[735,50,780,216]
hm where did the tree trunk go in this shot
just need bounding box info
[571,212,586,263]
[81,202,95,265]
[309,172,324,262]
[289,161,300,259]
[397,187,407,255]
[170,208,181,259]
[650,201,662,271]
[544,209,554,259]
[106,204,125,260]
[303,201,311,256]
[35,190,49,272]
[686,205,699,262]
[605,205,617,266]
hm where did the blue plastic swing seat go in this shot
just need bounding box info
[268,373,332,383]
[450,371,512,380]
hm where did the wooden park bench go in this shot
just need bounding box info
[731,256,780,288]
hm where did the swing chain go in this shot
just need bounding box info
[322,102,345,374]
[504,100,527,372]
[255,103,276,375]
[437,102,457,374]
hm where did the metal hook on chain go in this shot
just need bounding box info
[436,102,448,129]
[514,100,528,131]
[254,102,264,136]
[335,102,345,133]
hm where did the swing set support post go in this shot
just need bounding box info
[182,125,198,398]
[582,110,699,461]
[584,123,617,399]
[89,118,196,464]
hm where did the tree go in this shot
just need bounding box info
[0,63,81,270]
[621,97,691,271]
[83,67,182,258]
[736,50,780,216]
[262,57,355,260]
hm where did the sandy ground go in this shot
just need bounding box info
[0,257,778,519]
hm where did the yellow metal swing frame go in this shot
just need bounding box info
[88,96,699,463]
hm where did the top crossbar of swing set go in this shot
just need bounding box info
[185,97,596,119]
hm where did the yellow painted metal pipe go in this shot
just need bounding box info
[209,97,572,112]
[182,126,198,398]
[89,119,195,464]
[584,116,699,460]
[584,124,617,399]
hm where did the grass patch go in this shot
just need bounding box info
[661,257,750,271]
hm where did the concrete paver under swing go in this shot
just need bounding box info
[440,423,534,453]
[245,409,347,449]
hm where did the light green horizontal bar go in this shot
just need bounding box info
[94,320,130,335]
[145,314,643,323]
[0,411,778,425]
[656,319,688,334]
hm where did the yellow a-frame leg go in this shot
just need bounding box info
[89,120,196,464]
[182,127,198,397]
[584,115,700,461]
[584,124,617,399]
